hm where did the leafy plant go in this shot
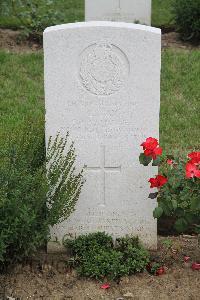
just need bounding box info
[139,137,200,234]
[65,232,113,259]
[0,127,84,270]
[64,232,149,281]
[156,156,200,233]
[1,0,65,42]
[172,0,200,43]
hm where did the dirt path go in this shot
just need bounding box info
[1,236,199,300]
[0,29,199,53]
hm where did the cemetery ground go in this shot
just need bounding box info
[0,236,200,299]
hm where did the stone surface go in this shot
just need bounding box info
[85,0,151,25]
[44,21,161,250]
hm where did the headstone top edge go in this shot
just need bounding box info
[43,21,161,35]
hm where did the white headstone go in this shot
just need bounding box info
[44,22,161,250]
[85,0,152,25]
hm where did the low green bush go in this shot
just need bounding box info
[172,0,200,43]
[64,232,149,281]
[0,127,84,270]
[66,232,113,259]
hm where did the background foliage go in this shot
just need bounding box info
[1,0,198,44]
[0,0,175,34]
[172,0,200,43]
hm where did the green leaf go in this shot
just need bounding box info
[153,207,163,219]
[174,218,188,233]
[194,225,200,234]
[139,153,152,166]
[152,156,161,166]
[175,208,185,217]
[160,202,172,216]
[185,213,197,224]
[171,199,177,210]
[191,198,200,210]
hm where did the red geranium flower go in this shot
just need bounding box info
[141,137,159,150]
[167,159,173,165]
[100,283,110,289]
[191,262,200,271]
[188,152,200,165]
[141,137,162,160]
[185,162,200,179]
[184,256,191,262]
[149,175,168,188]
[156,266,165,276]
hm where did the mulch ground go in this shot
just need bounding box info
[0,236,199,300]
[0,28,199,53]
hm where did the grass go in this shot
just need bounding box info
[0,49,199,155]
[0,0,174,29]
[160,49,200,154]
[0,51,44,145]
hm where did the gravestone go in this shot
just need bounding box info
[44,21,161,250]
[85,0,152,25]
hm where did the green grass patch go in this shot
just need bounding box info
[0,51,44,144]
[0,0,174,29]
[160,49,200,154]
[0,49,199,155]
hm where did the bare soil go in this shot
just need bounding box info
[0,29,199,53]
[162,32,200,50]
[0,29,42,53]
[0,236,199,300]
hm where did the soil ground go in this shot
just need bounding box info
[0,236,199,300]
[0,29,199,53]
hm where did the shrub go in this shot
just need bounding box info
[65,232,149,281]
[172,0,200,43]
[0,127,84,270]
[65,232,113,259]
[0,0,65,43]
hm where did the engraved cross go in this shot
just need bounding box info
[85,145,121,207]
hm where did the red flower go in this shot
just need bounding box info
[156,266,165,276]
[191,262,200,271]
[188,152,200,165]
[100,283,110,289]
[167,159,173,165]
[184,256,190,262]
[141,137,162,160]
[141,137,158,149]
[185,162,200,179]
[149,175,168,188]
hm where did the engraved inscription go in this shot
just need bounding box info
[79,42,129,95]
